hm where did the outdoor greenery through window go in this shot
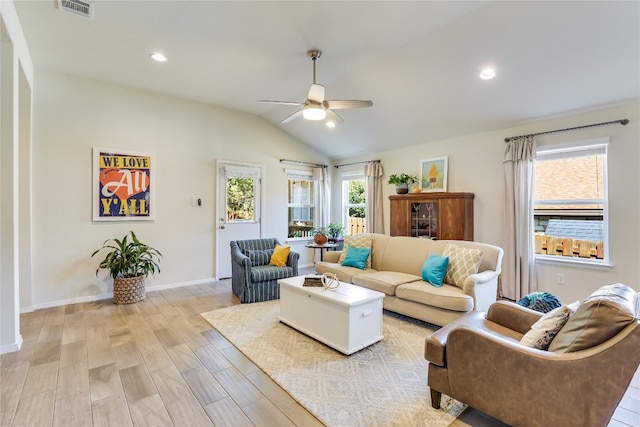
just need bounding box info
[342,173,366,236]
[533,139,608,264]
[226,177,255,221]
[287,173,316,238]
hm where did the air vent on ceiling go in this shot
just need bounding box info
[57,0,94,20]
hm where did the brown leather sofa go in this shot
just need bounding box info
[425,283,640,427]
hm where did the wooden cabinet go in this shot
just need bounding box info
[389,192,474,240]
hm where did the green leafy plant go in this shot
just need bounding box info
[387,173,418,185]
[310,227,329,237]
[327,222,345,239]
[91,231,163,279]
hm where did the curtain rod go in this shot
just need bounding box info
[504,119,629,142]
[279,159,327,168]
[334,159,380,168]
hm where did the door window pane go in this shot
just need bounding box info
[227,177,255,221]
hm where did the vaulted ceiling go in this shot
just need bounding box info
[12,1,640,158]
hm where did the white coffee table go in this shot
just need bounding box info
[278,276,385,355]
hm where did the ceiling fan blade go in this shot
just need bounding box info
[324,100,373,110]
[257,100,305,106]
[308,84,325,103]
[326,109,344,123]
[281,109,303,124]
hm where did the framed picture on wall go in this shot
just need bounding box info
[419,156,448,192]
[93,147,155,221]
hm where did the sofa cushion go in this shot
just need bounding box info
[520,303,578,350]
[250,265,294,282]
[314,261,376,284]
[247,249,274,266]
[269,244,290,267]
[342,246,371,270]
[352,271,421,296]
[549,283,638,353]
[396,282,474,312]
[422,254,449,287]
[443,244,483,288]
[338,234,373,268]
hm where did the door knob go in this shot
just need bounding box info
[220,225,225,229]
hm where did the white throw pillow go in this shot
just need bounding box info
[520,302,579,350]
[443,244,483,288]
[338,234,373,268]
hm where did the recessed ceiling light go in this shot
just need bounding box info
[326,121,336,128]
[150,53,168,63]
[479,68,496,80]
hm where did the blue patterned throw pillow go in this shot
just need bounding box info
[247,249,273,266]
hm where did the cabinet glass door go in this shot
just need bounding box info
[411,202,437,239]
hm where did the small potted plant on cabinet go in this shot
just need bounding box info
[388,173,418,194]
[91,231,163,304]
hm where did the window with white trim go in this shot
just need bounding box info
[287,170,317,239]
[534,138,609,264]
[341,172,366,236]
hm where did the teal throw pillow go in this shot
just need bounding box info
[422,253,449,287]
[342,246,371,270]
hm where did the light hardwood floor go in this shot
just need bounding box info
[1,277,638,427]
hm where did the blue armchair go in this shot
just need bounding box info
[230,238,299,303]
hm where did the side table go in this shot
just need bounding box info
[305,242,339,261]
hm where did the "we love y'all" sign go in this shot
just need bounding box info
[93,148,155,221]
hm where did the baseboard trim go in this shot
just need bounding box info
[21,278,218,312]
[0,334,23,355]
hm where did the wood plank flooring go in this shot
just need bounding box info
[1,277,638,427]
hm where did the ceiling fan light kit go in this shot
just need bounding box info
[302,106,326,120]
[258,49,372,125]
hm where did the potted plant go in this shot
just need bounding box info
[388,173,418,194]
[310,227,329,245]
[91,231,163,304]
[327,222,345,242]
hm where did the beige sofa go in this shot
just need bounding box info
[315,233,504,326]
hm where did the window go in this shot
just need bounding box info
[226,177,255,221]
[341,172,366,236]
[287,170,317,239]
[534,138,608,265]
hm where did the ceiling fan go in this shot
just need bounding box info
[258,49,373,125]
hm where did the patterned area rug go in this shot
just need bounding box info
[201,300,466,426]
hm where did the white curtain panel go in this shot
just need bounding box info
[313,167,330,228]
[364,162,385,234]
[502,136,538,300]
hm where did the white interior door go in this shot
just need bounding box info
[216,161,262,279]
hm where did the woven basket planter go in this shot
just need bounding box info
[113,275,146,304]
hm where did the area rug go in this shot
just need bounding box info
[201,300,466,427]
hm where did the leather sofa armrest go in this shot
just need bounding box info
[323,250,341,263]
[425,311,488,366]
[486,300,543,335]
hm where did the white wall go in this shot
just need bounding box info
[0,0,34,353]
[331,102,639,303]
[28,69,325,309]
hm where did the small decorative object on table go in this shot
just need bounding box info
[303,275,324,287]
[310,227,329,245]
